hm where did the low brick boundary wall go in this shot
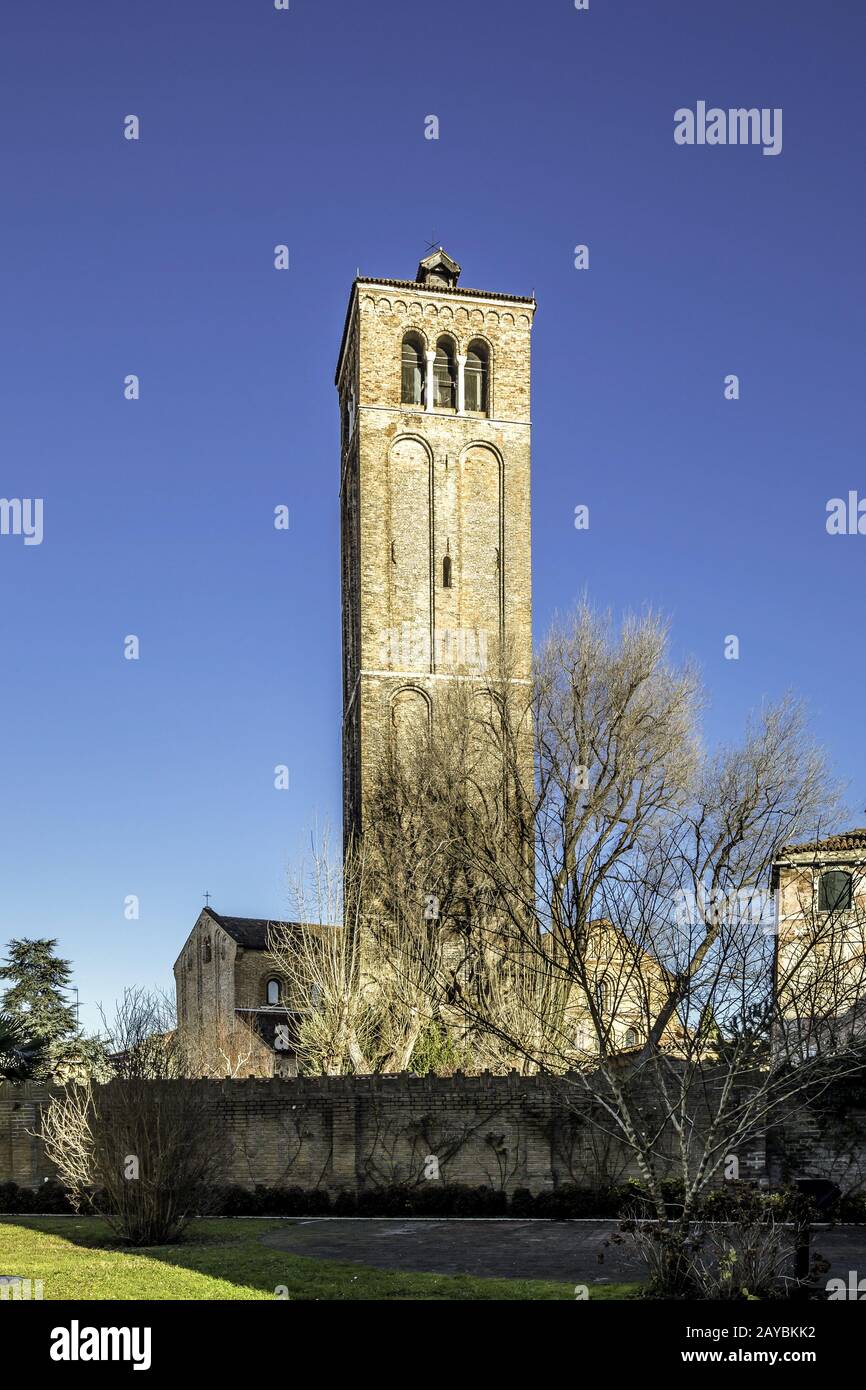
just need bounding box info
[1,1073,861,1195]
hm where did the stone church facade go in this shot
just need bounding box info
[173,909,299,1077]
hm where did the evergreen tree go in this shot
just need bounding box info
[45,1032,113,1086]
[0,1010,47,1081]
[0,938,77,1044]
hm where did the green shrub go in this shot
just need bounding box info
[0,1180,74,1214]
[2,1177,856,1223]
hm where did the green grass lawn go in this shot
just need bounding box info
[0,1217,640,1301]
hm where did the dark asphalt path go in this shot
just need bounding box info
[260,1219,866,1285]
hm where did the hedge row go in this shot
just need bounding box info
[0,1181,76,1214]
[3,1179,865,1222]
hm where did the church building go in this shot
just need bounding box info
[174,249,538,1074]
[172,251,866,1076]
[173,908,300,1076]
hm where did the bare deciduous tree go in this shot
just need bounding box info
[177,1014,263,1079]
[369,600,860,1292]
[269,833,451,1074]
[40,988,228,1244]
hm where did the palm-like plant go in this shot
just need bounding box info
[0,1010,46,1081]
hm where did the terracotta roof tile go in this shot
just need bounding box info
[779,828,866,857]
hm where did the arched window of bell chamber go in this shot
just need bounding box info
[433,337,457,409]
[401,333,425,406]
[442,554,453,588]
[266,978,281,1006]
[465,340,490,414]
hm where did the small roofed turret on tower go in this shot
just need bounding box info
[415,247,461,290]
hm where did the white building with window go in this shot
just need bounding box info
[772,829,866,1055]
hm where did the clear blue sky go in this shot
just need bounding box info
[0,0,863,1033]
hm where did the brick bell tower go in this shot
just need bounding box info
[336,249,536,847]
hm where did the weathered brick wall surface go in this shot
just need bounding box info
[1,1076,565,1193]
[173,914,238,1030]
[338,274,535,845]
[0,1085,51,1188]
[767,1088,866,1194]
[1,1074,861,1197]
[233,948,278,1013]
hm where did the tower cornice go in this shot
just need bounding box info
[335,276,536,386]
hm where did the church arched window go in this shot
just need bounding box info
[401,333,425,406]
[465,340,490,414]
[442,554,453,588]
[266,978,281,1006]
[433,337,457,409]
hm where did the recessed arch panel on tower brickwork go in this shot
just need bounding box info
[390,684,432,756]
[387,435,433,672]
[456,441,503,669]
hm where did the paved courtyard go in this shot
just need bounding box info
[260,1218,866,1286]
